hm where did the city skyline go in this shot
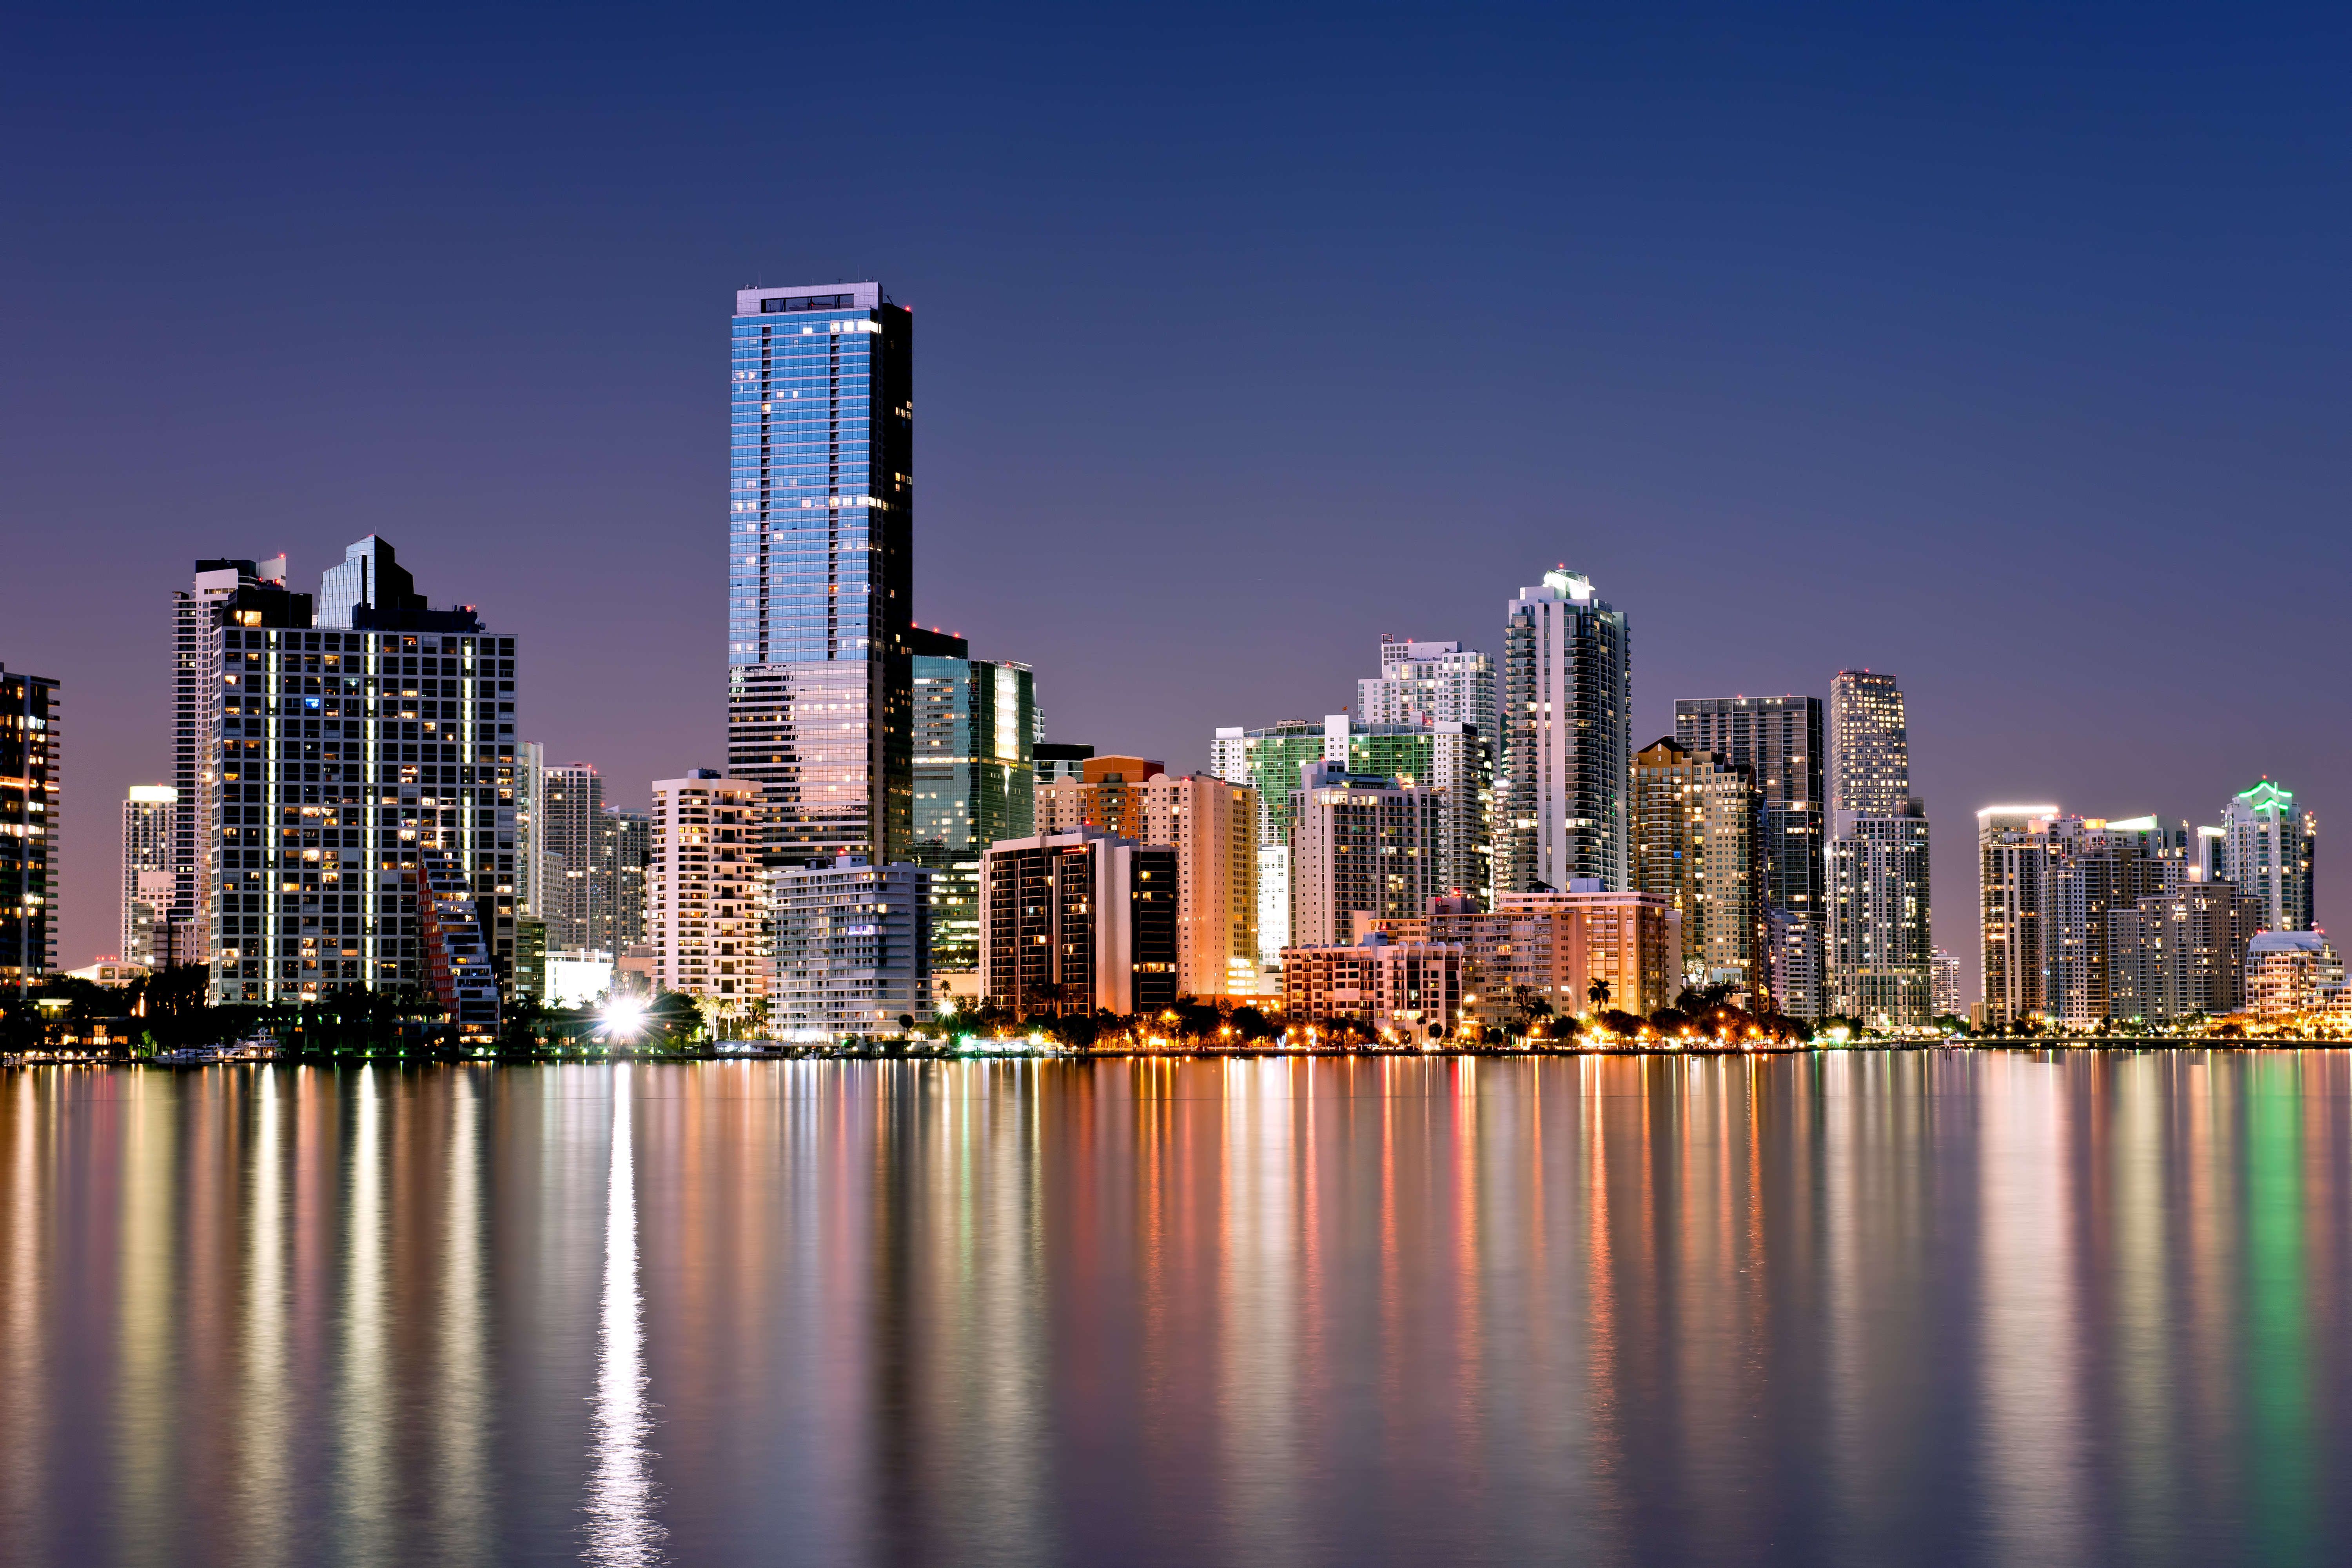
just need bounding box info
[9,9,2352,997]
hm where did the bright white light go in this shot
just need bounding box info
[601,997,648,1040]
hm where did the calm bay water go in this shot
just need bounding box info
[4,1052,2351,1566]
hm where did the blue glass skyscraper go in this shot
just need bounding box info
[726,282,915,865]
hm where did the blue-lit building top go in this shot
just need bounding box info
[729,282,913,666]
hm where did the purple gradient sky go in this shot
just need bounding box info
[5,3,2349,993]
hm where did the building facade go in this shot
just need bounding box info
[1281,935,1464,1042]
[2217,779,2317,933]
[1829,671,1910,818]
[602,806,652,953]
[773,855,931,1038]
[911,641,1037,973]
[1977,806,2058,1027]
[1,663,60,991]
[1036,755,1165,841]
[194,542,515,1009]
[727,281,915,869]
[1424,886,1682,1028]
[1930,947,1962,1018]
[1141,773,1259,1000]
[120,785,176,970]
[979,828,1178,1016]
[1500,570,1632,894]
[173,556,285,963]
[649,772,769,1016]
[540,763,605,952]
[1288,762,1441,950]
[1674,695,1825,1015]
[1632,737,1762,994]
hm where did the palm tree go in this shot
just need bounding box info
[1586,978,1611,1011]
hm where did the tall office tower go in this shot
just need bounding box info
[173,555,285,956]
[1,664,60,991]
[1288,761,1441,949]
[1140,773,1259,999]
[1826,670,1931,1023]
[2216,778,2317,932]
[1674,696,1826,1014]
[1977,805,2058,1027]
[2107,881,2264,1022]
[727,281,914,869]
[1034,742,1094,788]
[1828,670,1909,816]
[1037,755,1165,839]
[1632,738,1762,993]
[121,786,177,969]
[539,763,604,952]
[650,772,769,1015]
[1501,569,1631,894]
[909,636,1037,973]
[199,541,515,1011]
[773,855,932,1039]
[1357,638,1498,740]
[980,828,1178,1016]
[1828,804,1933,1025]
[601,806,652,952]
[1930,948,1962,1018]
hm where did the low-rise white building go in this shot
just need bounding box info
[773,856,931,1040]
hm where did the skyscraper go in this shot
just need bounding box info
[196,541,514,1013]
[727,281,914,868]
[121,786,176,969]
[1,663,60,992]
[1674,695,1825,1014]
[1140,773,1259,1000]
[1288,761,1441,949]
[1828,671,1932,1024]
[602,806,652,953]
[1976,805,2058,1027]
[1632,738,1762,994]
[2216,778,2316,932]
[1500,569,1631,894]
[910,635,1036,973]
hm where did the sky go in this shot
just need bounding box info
[5,1,2349,991]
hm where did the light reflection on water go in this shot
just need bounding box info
[2,1053,2351,1565]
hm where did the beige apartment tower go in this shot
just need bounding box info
[1140,772,1260,1000]
[650,771,769,1016]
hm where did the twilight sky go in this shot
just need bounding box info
[6,2,2349,991]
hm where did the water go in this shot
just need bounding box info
[4,1051,2351,1566]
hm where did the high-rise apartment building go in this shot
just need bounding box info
[727,281,915,868]
[1288,761,1441,950]
[1632,738,1762,993]
[121,786,176,970]
[602,806,652,953]
[195,540,515,1011]
[2107,881,2264,1023]
[541,763,605,953]
[1829,671,1909,817]
[1357,638,1498,742]
[1976,806,2057,1027]
[2216,778,2316,933]
[649,772,768,1016]
[1828,806,1932,1025]
[911,635,1036,973]
[773,855,931,1038]
[1501,570,1631,894]
[1,664,60,992]
[1674,695,1825,1014]
[1328,714,1492,904]
[1930,947,1962,1017]
[980,828,1178,1016]
[173,555,284,958]
[514,741,549,920]
[1140,773,1259,999]
[1828,671,1931,1025]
